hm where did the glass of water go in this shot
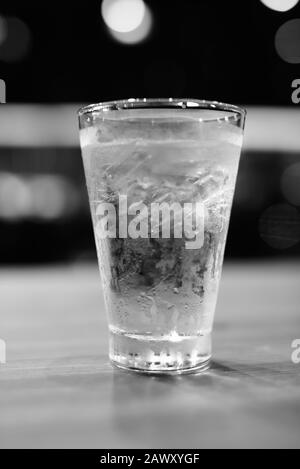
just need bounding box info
[78,99,246,374]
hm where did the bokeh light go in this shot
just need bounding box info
[0,173,31,220]
[29,176,73,220]
[275,19,300,64]
[260,0,299,12]
[0,172,79,221]
[259,204,300,250]
[0,17,31,62]
[281,163,300,206]
[102,0,145,33]
[101,0,152,45]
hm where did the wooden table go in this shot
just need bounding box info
[0,262,300,449]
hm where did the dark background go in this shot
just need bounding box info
[0,0,300,263]
[0,0,299,104]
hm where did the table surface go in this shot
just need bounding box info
[0,262,300,449]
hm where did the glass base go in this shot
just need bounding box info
[109,330,211,375]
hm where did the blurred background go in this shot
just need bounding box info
[0,0,300,264]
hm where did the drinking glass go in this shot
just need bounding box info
[78,99,246,374]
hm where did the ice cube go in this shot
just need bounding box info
[80,127,98,148]
[107,151,153,192]
[193,166,229,203]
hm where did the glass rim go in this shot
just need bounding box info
[78,98,247,125]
